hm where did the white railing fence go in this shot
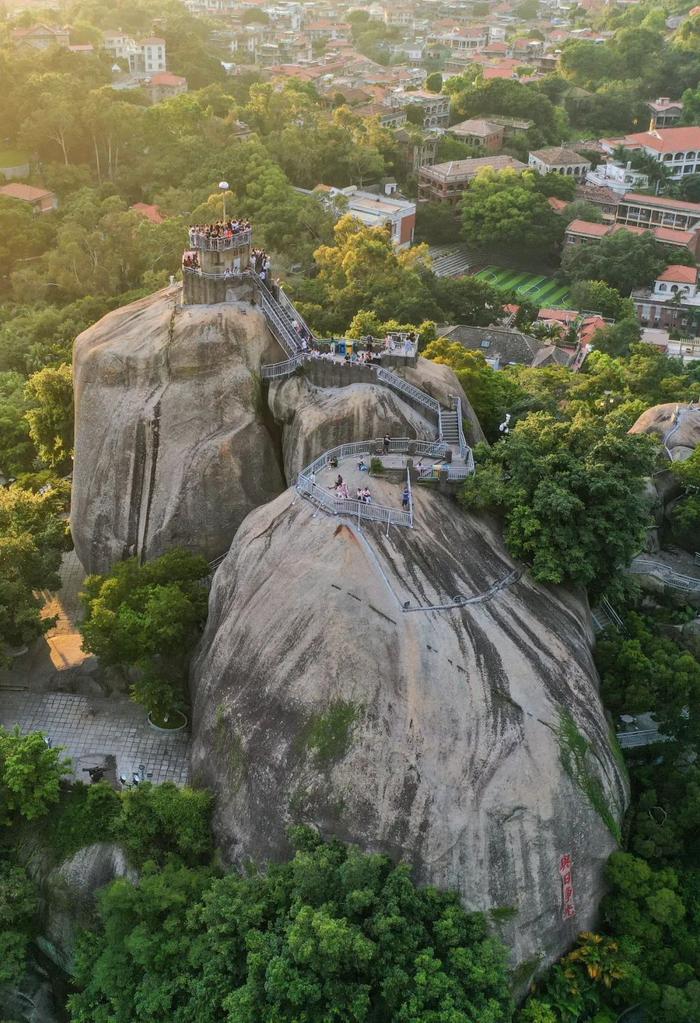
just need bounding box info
[629,559,700,592]
[189,230,252,252]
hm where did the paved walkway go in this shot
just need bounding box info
[0,691,190,785]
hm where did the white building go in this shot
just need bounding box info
[601,127,700,182]
[586,160,649,195]
[529,147,591,179]
[102,32,166,74]
[316,184,416,249]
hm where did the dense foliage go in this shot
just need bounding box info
[461,412,656,592]
[0,726,71,824]
[68,826,514,1023]
[80,549,210,718]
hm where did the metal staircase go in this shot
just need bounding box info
[439,408,460,445]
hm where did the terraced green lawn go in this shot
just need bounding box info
[474,265,573,309]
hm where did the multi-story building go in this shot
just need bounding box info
[428,25,489,54]
[632,264,700,335]
[528,147,591,179]
[103,32,167,74]
[564,218,700,257]
[394,127,439,174]
[353,102,407,128]
[585,161,649,195]
[615,192,700,233]
[601,127,700,181]
[448,118,504,153]
[315,184,416,248]
[418,155,527,204]
[389,90,450,129]
[646,97,683,131]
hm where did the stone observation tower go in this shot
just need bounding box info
[182,224,255,305]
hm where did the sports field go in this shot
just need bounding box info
[473,265,573,309]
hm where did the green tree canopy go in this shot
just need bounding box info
[68,827,514,1023]
[461,411,657,592]
[80,549,210,718]
[460,168,566,256]
[0,726,71,823]
[561,228,688,294]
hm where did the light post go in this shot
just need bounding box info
[219,180,229,220]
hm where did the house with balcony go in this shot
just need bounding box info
[448,118,504,153]
[418,155,527,204]
[314,184,416,249]
[615,192,700,234]
[389,90,450,129]
[647,97,683,131]
[528,146,591,179]
[103,32,167,75]
[632,265,700,336]
[600,127,700,182]
[585,160,649,195]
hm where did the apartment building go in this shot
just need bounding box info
[103,32,166,74]
[615,192,700,233]
[389,90,450,129]
[632,264,700,334]
[528,147,591,179]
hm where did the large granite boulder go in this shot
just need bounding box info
[191,484,627,969]
[71,288,286,574]
[629,401,700,460]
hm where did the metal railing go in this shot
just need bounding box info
[260,353,309,379]
[277,286,316,342]
[182,265,248,280]
[258,287,300,359]
[188,230,252,252]
[297,475,412,529]
[616,728,667,749]
[375,367,441,418]
[629,559,700,592]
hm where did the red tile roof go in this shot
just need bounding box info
[622,127,700,154]
[621,191,700,214]
[150,72,186,86]
[0,183,54,202]
[657,264,698,284]
[131,202,164,224]
[566,219,610,236]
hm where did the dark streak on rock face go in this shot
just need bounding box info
[191,487,627,972]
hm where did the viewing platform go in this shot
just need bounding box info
[188,228,252,251]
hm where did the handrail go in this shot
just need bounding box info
[277,286,316,342]
[297,476,412,529]
[257,287,300,359]
[261,353,309,379]
[375,367,441,417]
[629,559,700,592]
[188,230,252,252]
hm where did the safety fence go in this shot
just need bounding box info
[188,230,252,251]
[629,559,700,592]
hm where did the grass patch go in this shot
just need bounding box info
[301,700,360,768]
[473,265,572,308]
[558,710,622,844]
[489,905,518,923]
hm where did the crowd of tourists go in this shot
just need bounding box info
[188,219,251,246]
[251,247,272,281]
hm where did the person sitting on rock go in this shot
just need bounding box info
[357,458,367,472]
[332,474,343,490]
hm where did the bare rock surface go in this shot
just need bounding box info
[629,401,700,456]
[268,374,437,479]
[394,357,486,444]
[71,288,286,573]
[191,483,626,969]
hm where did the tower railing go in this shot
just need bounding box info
[188,230,252,252]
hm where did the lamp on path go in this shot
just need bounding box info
[219,180,229,220]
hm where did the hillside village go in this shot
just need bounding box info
[2,0,700,1021]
